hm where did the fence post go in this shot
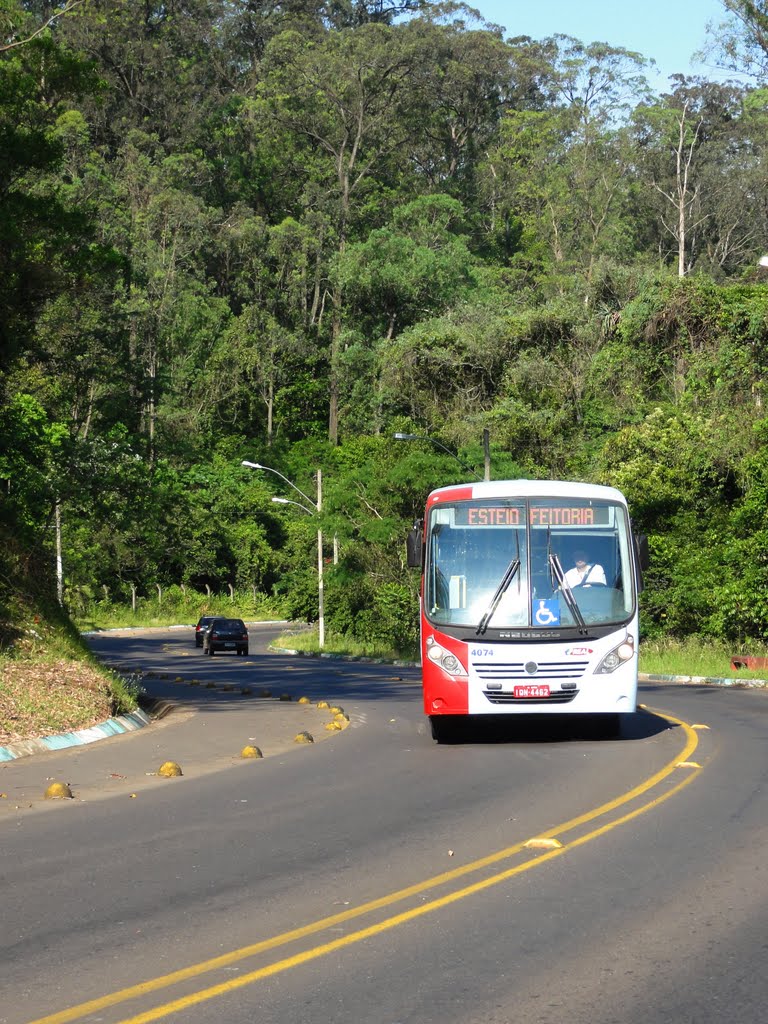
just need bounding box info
[131,585,137,613]
[156,583,162,605]
[228,583,234,602]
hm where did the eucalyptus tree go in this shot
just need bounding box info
[704,0,768,80]
[404,14,512,196]
[632,77,748,276]
[489,36,651,290]
[257,20,427,443]
[110,135,226,456]
[333,193,478,431]
[54,0,239,151]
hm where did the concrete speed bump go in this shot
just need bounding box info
[158,761,183,777]
[316,701,330,709]
[298,696,311,704]
[44,782,73,800]
[279,694,292,702]
[329,705,344,715]
[294,731,314,744]
[325,721,342,731]
[240,745,263,759]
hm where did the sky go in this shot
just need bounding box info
[470,0,734,91]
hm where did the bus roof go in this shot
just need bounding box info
[426,479,628,507]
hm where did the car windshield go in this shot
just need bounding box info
[213,619,245,631]
[424,497,636,630]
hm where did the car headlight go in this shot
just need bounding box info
[426,637,468,677]
[596,636,635,674]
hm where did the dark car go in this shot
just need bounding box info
[203,617,249,656]
[195,615,216,647]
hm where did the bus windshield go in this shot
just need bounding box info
[425,496,635,631]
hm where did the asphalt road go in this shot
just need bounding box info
[1,627,767,1024]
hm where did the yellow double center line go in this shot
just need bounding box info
[27,708,703,1024]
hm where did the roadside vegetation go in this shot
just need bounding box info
[0,568,140,747]
[72,588,288,633]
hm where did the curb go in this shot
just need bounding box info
[0,708,153,763]
[639,672,768,689]
[268,644,415,667]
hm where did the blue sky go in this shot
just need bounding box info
[469,0,733,90]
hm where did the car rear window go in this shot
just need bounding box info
[214,619,246,630]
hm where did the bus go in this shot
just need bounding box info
[407,480,648,740]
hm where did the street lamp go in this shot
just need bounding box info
[271,497,312,514]
[242,461,325,649]
[393,432,490,481]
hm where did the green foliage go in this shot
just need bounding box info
[71,585,286,630]
[6,0,768,656]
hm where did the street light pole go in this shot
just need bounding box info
[242,460,325,649]
[316,469,324,650]
[55,499,63,606]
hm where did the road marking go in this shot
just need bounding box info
[25,707,702,1024]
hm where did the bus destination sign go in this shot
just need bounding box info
[457,505,613,527]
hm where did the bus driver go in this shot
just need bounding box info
[563,549,606,588]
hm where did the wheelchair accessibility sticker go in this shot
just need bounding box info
[534,599,561,626]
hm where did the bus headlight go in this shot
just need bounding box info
[596,637,635,675]
[426,638,468,677]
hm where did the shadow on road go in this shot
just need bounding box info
[429,707,672,745]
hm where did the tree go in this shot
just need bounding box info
[258,22,423,442]
[632,79,747,276]
[489,37,650,288]
[336,194,476,339]
[704,0,768,80]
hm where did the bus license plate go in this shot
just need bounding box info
[514,684,550,699]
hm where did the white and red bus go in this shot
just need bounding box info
[407,480,648,740]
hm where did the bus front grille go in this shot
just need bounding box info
[472,660,589,681]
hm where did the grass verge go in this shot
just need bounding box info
[1,592,140,747]
[271,627,417,663]
[638,636,768,680]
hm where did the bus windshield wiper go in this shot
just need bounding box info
[549,553,587,632]
[476,558,520,635]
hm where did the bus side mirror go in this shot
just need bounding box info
[634,534,649,591]
[635,533,649,570]
[406,524,423,569]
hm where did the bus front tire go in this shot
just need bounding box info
[429,715,460,743]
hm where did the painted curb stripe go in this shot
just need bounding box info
[0,710,152,763]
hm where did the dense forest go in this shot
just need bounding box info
[4,0,768,651]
